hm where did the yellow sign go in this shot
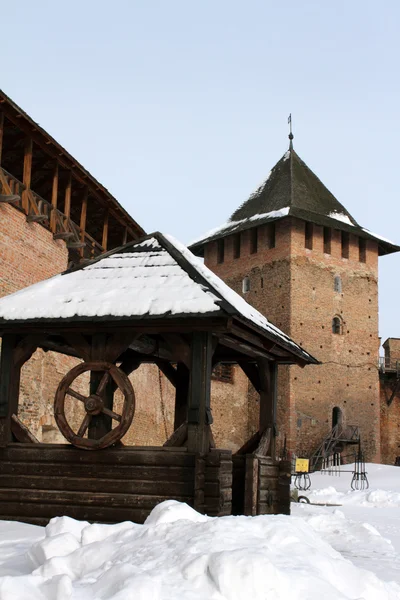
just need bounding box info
[295,458,309,473]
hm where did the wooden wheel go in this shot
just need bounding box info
[54,361,135,450]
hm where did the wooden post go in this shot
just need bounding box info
[187,331,212,454]
[88,333,113,440]
[257,359,277,458]
[22,137,33,213]
[50,162,58,232]
[0,111,4,166]
[79,188,88,258]
[122,226,128,246]
[174,363,189,430]
[64,172,72,218]
[102,209,109,251]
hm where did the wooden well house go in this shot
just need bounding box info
[0,233,317,525]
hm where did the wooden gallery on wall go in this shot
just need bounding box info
[0,89,144,262]
[0,232,318,524]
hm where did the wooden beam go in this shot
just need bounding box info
[122,227,128,246]
[64,172,72,218]
[0,335,20,446]
[154,359,178,387]
[174,362,189,429]
[257,359,277,458]
[238,361,261,393]
[79,187,88,257]
[11,414,39,443]
[163,334,191,368]
[88,333,113,440]
[187,331,212,453]
[163,422,188,447]
[102,209,109,251]
[22,137,33,213]
[218,334,275,360]
[0,111,4,165]
[50,162,58,232]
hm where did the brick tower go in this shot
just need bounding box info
[190,138,399,462]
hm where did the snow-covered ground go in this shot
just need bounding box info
[0,464,400,599]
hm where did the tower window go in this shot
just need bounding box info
[341,231,349,259]
[233,234,241,259]
[242,276,250,293]
[334,275,342,293]
[359,237,366,263]
[305,223,313,250]
[332,316,342,334]
[250,228,258,254]
[323,227,331,254]
[267,222,276,249]
[217,239,225,264]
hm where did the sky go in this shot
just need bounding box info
[2,0,400,346]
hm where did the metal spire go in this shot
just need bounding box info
[288,113,294,150]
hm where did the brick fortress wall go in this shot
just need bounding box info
[204,216,381,462]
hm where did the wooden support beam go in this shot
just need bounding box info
[0,335,35,446]
[238,361,261,393]
[218,334,275,360]
[154,359,178,388]
[22,137,33,213]
[50,162,58,232]
[174,363,189,429]
[88,333,113,440]
[163,334,191,368]
[11,414,39,443]
[64,172,72,218]
[79,187,88,257]
[0,195,20,204]
[122,226,128,246]
[163,421,188,447]
[0,111,4,165]
[187,331,212,454]
[102,209,109,251]
[257,359,277,458]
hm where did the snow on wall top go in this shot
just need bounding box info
[0,233,314,361]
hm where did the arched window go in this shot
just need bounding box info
[334,275,342,293]
[242,276,250,293]
[332,316,342,334]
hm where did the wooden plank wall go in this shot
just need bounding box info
[203,449,232,516]
[0,444,196,525]
[232,454,291,516]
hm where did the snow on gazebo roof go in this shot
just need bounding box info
[0,232,317,364]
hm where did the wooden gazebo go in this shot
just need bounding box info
[0,233,317,524]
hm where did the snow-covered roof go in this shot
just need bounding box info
[189,147,400,256]
[0,233,316,364]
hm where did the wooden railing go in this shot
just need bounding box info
[379,356,400,374]
[0,167,105,260]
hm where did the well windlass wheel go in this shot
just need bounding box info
[54,361,135,450]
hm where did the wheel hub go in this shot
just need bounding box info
[84,394,103,415]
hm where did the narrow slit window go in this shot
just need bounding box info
[242,276,250,293]
[233,233,241,259]
[217,239,225,264]
[341,231,349,259]
[250,228,258,254]
[334,275,342,293]
[323,227,331,254]
[268,222,276,249]
[359,237,366,263]
[332,316,342,334]
[305,222,313,250]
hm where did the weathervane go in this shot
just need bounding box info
[288,113,294,149]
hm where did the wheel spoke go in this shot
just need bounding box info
[66,388,86,402]
[102,407,122,422]
[96,372,110,396]
[77,414,91,437]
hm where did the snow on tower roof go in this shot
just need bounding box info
[0,233,317,364]
[189,147,400,256]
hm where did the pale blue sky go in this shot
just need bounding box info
[2,0,400,345]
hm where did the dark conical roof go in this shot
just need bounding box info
[189,147,399,256]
